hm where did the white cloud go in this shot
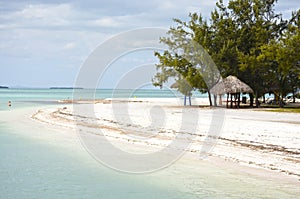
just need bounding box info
[16,4,70,20]
[0,3,73,29]
[160,1,176,10]
[1,0,299,87]
[91,17,120,27]
[63,42,76,50]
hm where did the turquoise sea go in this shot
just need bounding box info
[0,88,299,198]
[0,88,206,110]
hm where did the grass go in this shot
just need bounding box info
[253,102,300,113]
[256,107,300,113]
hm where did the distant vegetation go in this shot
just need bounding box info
[49,87,83,89]
[153,0,300,107]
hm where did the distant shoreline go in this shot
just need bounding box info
[0,86,9,89]
[49,87,83,89]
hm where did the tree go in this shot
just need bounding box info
[152,51,194,100]
[153,0,298,108]
[153,13,218,106]
[288,10,300,100]
[258,9,300,106]
[221,0,286,107]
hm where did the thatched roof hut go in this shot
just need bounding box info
[170,82,179,89]
[210,75,253,95]
[210,76,253,108]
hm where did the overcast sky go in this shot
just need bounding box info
[0,0,299,88]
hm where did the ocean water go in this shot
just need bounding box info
[0,88,207,110]
[0,124,184,199]
[0,88,299,198]
[0,88,207,100]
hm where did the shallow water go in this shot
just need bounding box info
[1,124,299,199]
[0,90,300,198]
[0,118,184,199]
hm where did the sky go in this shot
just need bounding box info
[0,0,299,88]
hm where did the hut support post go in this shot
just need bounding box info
[226,94,229,108]
[188,95,191,106]
[233,93,237,108]
[238,93,241,108]
[184,95,186,106]
[219,95,222,106]
[230,94,233,108]
[249,93,254,107]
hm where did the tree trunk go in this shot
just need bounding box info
[188,95,192,106]
[208,91,212,106]
[255,91,259,108]
[293,90,296,103]
[219,95,223,105]
[213,94,217,107]
[249,93,254,107]
[279,101,284,108]
[279,94,284,108]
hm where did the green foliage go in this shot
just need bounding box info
[258,11,300,100]
[152,13,214,99]
[152,0,300,107]
[176,78,193,96]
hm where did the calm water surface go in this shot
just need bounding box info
[0,89,299,198]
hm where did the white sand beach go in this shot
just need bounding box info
[30,98,300,181]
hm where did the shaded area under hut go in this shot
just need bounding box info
[210,76,254,108]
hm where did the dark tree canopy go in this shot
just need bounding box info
[153,0,300,107]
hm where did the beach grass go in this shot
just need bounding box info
[257,108,300,113]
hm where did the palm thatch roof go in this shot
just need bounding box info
[210,75,253,95]
[170,82,179,88]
